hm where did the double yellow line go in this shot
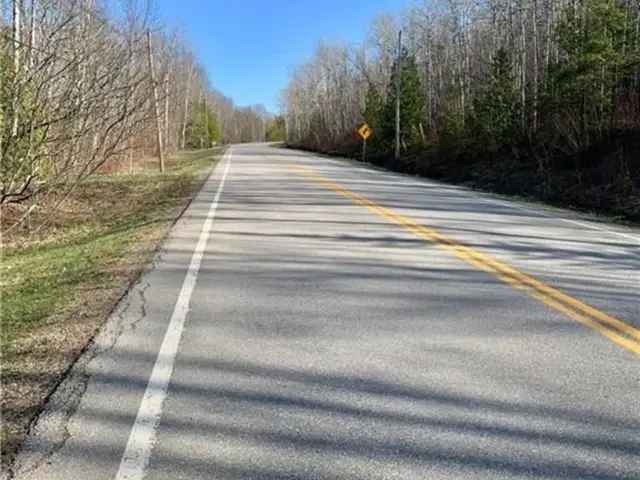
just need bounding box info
[289,163,640,357]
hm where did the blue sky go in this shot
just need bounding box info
[156,0,411,113]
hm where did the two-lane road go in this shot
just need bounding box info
[14,143,640,479]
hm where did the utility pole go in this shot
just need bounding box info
[12,0,21,75]
[12,0,22,138]
[29,0,36,69]
[147,30,165,173]
[204,94,209,148]
[181,64,193,149]
[395,29,402,161]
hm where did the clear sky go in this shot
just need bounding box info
[156,0,411,113]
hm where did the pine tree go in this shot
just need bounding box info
[380,48,426,152]
[207,109,220,144]
[548,0,635,146]
[266,115,286,141]
[362,83,384,150]
[472,48,518,152]
[186,100,220,148]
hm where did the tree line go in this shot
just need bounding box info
[0,0,271,227]
[283,0,640,218]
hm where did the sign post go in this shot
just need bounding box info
[357,123,373,162]
[363,136,367,163]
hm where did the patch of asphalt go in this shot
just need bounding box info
[1,159,221,480]
[277,145,640,239]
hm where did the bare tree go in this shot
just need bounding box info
[283,0,640,159]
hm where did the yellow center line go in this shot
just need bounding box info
[288,163,640,357]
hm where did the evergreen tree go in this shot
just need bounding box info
[186,100,220,148]
[266,115,286,142]
[380,48,426,152]
[548,0,636,145]
[472,48,518,152]
[209,116,221,145]
[362,83,384,150]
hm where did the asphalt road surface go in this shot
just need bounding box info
[13,144,640,479]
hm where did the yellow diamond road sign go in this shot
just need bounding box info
[357,123,373,140]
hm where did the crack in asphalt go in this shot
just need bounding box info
[5,159,220,480]
[9,278,152,478]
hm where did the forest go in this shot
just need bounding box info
[283,0,640,221]
[0,0,274,231]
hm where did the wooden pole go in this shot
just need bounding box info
[395,29,402,161]
[362,137,367,162]
[29,0,35,69]
[163,37,176,152]
[12,0,22,138]
[181,64,193,149]
[163,70,169,151]
[146,30,165,173]
[204,94,209,148]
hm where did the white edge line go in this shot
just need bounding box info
[115,149,232,480]
[486,197,640,245]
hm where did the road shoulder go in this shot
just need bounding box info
[0,148,224,477]
[276,145,640,243]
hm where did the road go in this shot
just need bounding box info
[13,143,640,479]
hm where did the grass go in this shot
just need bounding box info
[0,147,223,470]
